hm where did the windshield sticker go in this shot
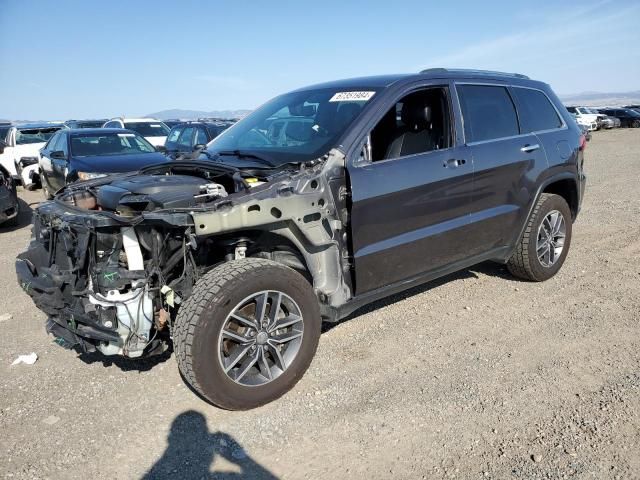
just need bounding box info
[329,91,376,102]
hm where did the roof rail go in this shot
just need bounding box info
[419,68,530,79]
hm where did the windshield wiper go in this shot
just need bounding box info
[215,150,276,167]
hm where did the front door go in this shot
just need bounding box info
[347,86,475,295]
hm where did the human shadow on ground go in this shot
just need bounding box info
[142,410,278,480]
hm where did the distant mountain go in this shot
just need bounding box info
[146,109,252,120]
[559,90,640,107]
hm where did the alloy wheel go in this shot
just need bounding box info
[217,290,304,386]
[536,210,566,267]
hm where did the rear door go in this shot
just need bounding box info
[510,86,569,169]
[455,83,548,255]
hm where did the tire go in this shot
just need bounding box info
[632,120,640,128]
[174,258,321,410]
[507,193,572,282]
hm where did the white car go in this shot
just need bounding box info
[566,106,601,131]
[0,123,67,189]
[102,118,170,147]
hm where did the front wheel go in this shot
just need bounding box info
[632,120,640,128]
[507,193,573,281]
[174,258,321,410]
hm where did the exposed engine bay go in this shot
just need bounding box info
[16,155,352,357]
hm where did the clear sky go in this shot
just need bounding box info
[1,0,638,120]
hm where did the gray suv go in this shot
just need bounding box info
[16,68,586,409]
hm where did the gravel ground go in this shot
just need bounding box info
[1,128,639,479]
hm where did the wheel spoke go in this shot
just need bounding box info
[258,347,272,381]
[268,314,302,333]
[230,313,259,330]
[267,292,282,327]
[222,328,252,345]
[234,351,259,382]
[223,345,252,373]
[268,331,303,345]
[267,343,287,371]
[254,292,269,324]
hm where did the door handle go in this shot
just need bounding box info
[443,158,467,168]
[521,144,540,153]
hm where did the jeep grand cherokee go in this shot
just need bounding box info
[16,69,586,410]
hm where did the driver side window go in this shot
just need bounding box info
[55,133,68,156]
[369,87,452,162]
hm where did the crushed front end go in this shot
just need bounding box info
[16,200,196,357]
[16,155,352,358]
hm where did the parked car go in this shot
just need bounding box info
[624,105,640,114]
[569,111,597,132]
[102,118,170,147]
[0,123,67,189]
[0,142,19,227]
[162,119,183,129]
[17,68,586,410]
[163,120,235,158]
[65,119,109,129]
[597,108,640,128]
[566,106,601,130]
[38,128,169,199]
[598,115,620,129]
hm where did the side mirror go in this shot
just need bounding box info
[50,150,66,160]
[192,144,206,152]
[156,145,167,153]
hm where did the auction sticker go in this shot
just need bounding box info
[329,91,376,102]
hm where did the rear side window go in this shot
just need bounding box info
[512,87,563,133]
[457,85,519,142]
[104,121,121,128]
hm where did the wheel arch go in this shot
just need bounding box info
[503,172,579,263]
[542,176,579,220]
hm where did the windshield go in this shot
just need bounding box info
[206,87,378,164]
[124,122,170,137]
[16,127,63,145]
[70,132,157,157]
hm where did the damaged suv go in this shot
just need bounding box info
[16,69,586,409]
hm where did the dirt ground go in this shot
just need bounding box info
[1,128,639,480]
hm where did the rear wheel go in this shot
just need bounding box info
[507,193,572,281]
[174,258,321,410]
[632,119,640,128]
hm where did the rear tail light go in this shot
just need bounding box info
[579,134,586,151]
